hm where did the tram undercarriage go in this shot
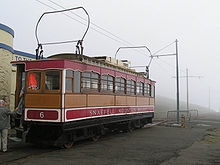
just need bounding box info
[22,112,153,148]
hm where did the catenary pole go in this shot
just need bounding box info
[175,39,180,123]
[186,68,189,110]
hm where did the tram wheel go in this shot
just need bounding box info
[91,135,100,142]
[128,121,134,132]
[63,142,74,149]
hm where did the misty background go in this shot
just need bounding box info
[1,0,220,112]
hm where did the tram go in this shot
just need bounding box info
[12,54,155,147]
[12,7,155,148]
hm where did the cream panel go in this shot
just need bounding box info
[0,29,13,47]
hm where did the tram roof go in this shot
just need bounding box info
[11,53,155,83]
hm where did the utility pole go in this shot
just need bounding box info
[174,69,203,111]
[186,68,189,110]
[209,88,211,111]
[151,39,180,123]
[175,39,180,123]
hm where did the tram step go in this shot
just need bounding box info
[9,136,22,142]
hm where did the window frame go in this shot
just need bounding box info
[81,71,100,93]
[115,77,126,94]
[126,79,136,95]
[136,81,144,96]
[101,74,114,93]
[65,69,74,93]
[44,70,62,93]
[26,70,62,94]
[26,71,43,93]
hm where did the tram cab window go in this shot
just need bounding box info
[45,71,60,90]
[28,72,41,90]
[66,70,74,92]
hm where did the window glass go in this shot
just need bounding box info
[45,71,60,90]
[101,75,114,91]
[108,75,114,91]
[82,71,99,90]
[66,70,73,92]
[126,80,131,94]
[144,83,150,96]
[82,72,91,89]
[151,85,155,97]
[137,82,143,95]
[127,80,135,94]
[115,77,120,91]
[115,77,125,93]
[74,71,81,93]
[28,72,41,90]
[91,72,99,89]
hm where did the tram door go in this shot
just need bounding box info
[14,64,25,129]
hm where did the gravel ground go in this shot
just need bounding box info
[0,112,219,165]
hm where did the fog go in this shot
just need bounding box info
[1,0,220,111]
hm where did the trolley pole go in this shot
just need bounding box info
[175,39,180,123]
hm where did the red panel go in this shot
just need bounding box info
[137,77,145,82]
[25,60,64,71]
[144,79,151,84]
[86,65,100,73]
[64,60,85,71]
[127,74,136,81]
[66,106,154,120]
[101,68,115,76]
[27,110,58,120]
[115,71,127,79]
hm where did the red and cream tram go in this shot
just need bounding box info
[13,53,155,147]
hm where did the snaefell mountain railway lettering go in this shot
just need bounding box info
[89,108,116,116]
[88,107,152,117]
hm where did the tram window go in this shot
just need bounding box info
[151,85,155,97]
[66,70,73,92]
[137,82,144,95]
[74,71,81,93]
[101,75,108,90]
[131,80,135,94]
[126,79,135,95]
[144,83,150,96]
[108,76,113,91]
[115,77,125,93]
[82,71,91,89]
[28,72,41,90]
[101,75,113,91]
[126,80,131,94]
[45,71,60,90]
[82,71,99,90]
[91,72,99,89]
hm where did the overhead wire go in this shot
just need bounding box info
[34,0,186,75]
[47,0,137,47]
[34,0,139,48]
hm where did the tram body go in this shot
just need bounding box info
[13,54,155,147]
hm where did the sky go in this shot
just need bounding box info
[1,0,220,111]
